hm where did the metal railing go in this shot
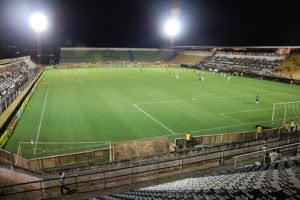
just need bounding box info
[0,68,41,115]
[1,133,299,199]
[233,142,300,168]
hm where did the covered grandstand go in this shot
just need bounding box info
[60,47,176,63]
[59,46,300,81]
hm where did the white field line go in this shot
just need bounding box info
[34,87,49,154]
[223,108,272,115]
[133,93,287,136]
[174,119,276,135]
[135,93,285,106]
[220,113,243,124]
[135,95,245,106]
[103,118,286,144]
[192,94,215,100]
[220,108,272,124]
[136,99,189,106]
[196,93,284,101]
[263,93,286,96]
[135,95,241,106]
[34,143,109,155]
[21,141,111,144]
[133,103,175,135]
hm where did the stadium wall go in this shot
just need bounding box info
[0,126,298,171]
[175,127,283,148]
[1,131,299,199]
[14,148,111,171]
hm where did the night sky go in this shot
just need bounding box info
[0,0,300,50]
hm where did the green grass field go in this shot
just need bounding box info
[5,67,300,158]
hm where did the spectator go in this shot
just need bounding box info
[296,149,300,157]
[290,119,295,132]
[269,150,279,163]
[58,171,70,195]
[169,142,176,153]
[185,131,192,148]
[285,121,291,133]
[256,125,263,138]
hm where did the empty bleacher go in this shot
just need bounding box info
[279,53,300,71]
[94,157,300,199]
[60,48,176,64]
[173,54,207,66]
[103,49,130,61]
[275,52,300,80]
[131,49,174,62]
[60,49,106,63]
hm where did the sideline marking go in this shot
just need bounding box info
[34,86,50,154]
[133,104,175,135]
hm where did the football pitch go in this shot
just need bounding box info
[5,67,300,158]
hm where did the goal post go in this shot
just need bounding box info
[271,101,300,126]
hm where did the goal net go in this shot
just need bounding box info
[271,101,300,126]
[16,141,112,160]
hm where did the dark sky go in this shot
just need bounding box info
[0,0,300,49]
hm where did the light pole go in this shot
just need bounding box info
[164,18,180,48]
[30,12,48,64]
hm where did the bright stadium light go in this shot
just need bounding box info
[164,18,180,37]
[30,12,48,64]
[30,12,48,33]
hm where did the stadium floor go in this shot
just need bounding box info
[5,67,300,158]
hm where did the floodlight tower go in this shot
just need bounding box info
[164,18,180,48]
[30,12,48,64]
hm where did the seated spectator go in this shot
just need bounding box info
[296,149,300,157]
[169,142,176,153]
[269,150,279,163]
[285,121,290,133]
[290,119,295,132]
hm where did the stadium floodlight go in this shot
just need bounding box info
[30,12,47,64]
[30,12,48,33]
[164,18,180,37]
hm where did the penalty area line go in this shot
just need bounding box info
[220,108,272,124]
[222,108,272,115]
[192,94,215,100]
[133,103,175,135]
[220,113,243,124]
